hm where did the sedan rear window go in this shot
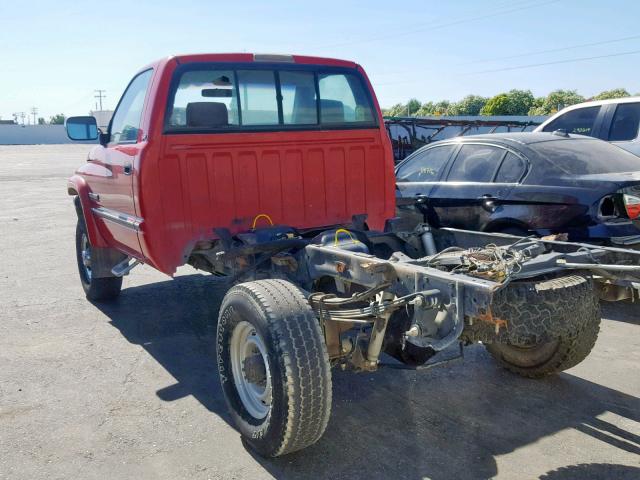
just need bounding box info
[495,152,527,183]
[447,144,505,182]
[534,139,640,175]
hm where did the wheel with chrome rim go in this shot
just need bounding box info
[217,280,332,457]
[79,231,93,282]
[229,321,272,419]
[75,215,123,301]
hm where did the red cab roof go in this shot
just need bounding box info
[156,53,358,69]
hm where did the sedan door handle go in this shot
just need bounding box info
[123,163,132,175]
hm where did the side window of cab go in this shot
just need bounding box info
[109,69,153,145]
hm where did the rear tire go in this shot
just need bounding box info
[75,218,122,301]
[483,275,601,378]
[216,279,332,457]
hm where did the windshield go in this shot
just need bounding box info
[534,139,640,175]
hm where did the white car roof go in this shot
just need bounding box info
[560,96,640,109]
[535,96,640,131]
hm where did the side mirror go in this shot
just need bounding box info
[65,116,99,141]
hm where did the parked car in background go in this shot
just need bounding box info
[535,97,640,156]
[395,132,640,246]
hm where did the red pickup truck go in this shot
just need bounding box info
[65,53,640,457]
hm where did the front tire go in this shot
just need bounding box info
[216,279,332,457]
[75,219,122,301]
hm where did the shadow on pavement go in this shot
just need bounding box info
[95,274,640,480]
[601,300,640,325]
[538,463,640,479]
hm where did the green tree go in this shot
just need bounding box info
[432,100,451,116]
[480,90,534,116]
[593,88,630,100]
[383,103,406,117]
[505,89,535,115]
[49,114,65,125]
[416,101,436,116]
[528,90,585,115]
[480,94,510,115]
[37,117,46,125]
[448,95,488,115]
[530,97,545,113]
[405,98,421,116]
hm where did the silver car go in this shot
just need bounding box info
[535,97,640,156]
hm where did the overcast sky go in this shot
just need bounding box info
[2,0,640,120]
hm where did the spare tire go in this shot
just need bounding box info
[462,275,601,378]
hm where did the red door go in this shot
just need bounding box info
[88,69,153,259]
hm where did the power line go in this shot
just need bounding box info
[374,48,640,87]
[468,48,640,74]
[369,20,640,83]
[94,89,106,111]
[31,107,38,125]
[461,33,640,66]
[314,0,558,50]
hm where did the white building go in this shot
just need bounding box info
[90,110,114,130]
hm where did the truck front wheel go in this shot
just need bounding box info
[216,279,332,457]
[75,219,122,301]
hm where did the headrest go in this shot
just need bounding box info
[320,99,344,123]
[186,102,229,128]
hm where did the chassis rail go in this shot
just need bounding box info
[204,222,639,371]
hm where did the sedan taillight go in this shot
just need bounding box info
[623,194,640,220]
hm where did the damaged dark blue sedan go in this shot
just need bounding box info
[395,132,640,247]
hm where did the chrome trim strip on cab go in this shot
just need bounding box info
[92,207,143,232]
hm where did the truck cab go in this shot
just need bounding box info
[67,53,395,277]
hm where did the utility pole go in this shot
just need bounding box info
[31,107,38,125]
[94,90,106,111]
[18,112,26,125]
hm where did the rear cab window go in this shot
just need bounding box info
[542,106,601,136]
[165,63,376,132]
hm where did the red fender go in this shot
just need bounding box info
[67,175,108,248]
